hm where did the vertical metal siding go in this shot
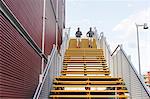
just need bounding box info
[0,15,41,98]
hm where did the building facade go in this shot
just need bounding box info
[0,0,65,98]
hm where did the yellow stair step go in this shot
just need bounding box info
[64,56,105,58]
[65,51,104,53]
[55,76,120,80]
[64,60,106,62]
[49,95,128,98]
[65,53,104,55]
[53,85,126,88]
[63,66,108,67]
[61,71,110,74]
[51,90,128,93]
[63,67,108,69]
[64,58,106,61]
[61,70,110,72]
[67,48,103,51]
[53,81,124,85]
[63,63,107,65]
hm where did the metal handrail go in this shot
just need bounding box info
[111,45,150,98]
[33,46,57,99]
[120,47,150,97]
[111,45,120,56]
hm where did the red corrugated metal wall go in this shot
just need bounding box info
[1,0,65,98]
[44,0,56,56]
[0,15,41,98]
[4,0,43,48]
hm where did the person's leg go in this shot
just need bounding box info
[88,37,90,48]
[76,37,79,48]
[79,37,81,48]
[89,37,92,48]
[91,37,93,48]
[90,38,92,48]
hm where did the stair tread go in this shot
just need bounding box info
[49,95,128,98]
[67,48,103,50]
[64,60,106,61]
[63,66,108,67]
[64,59,106,60]
[61,72,110,75]
[64,56,105,58]
[63,67,109,69]
[64,54,104,57]
[55,76,120,80]
[64,63,107,65]
[65,52,104,54]
[62,70,110,72]
[53,81,124,85]
[53,85,126,88]
[64,61,106,62]
[51,90,128,92]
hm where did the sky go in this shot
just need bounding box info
[66,0,150,74]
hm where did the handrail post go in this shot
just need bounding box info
[55,0,59,48]
[100,32,104,48]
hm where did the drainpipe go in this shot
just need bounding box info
[56,0,59,48]
[40,0,46,83]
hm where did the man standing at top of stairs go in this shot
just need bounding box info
[75,27,82,48]
[86,27,94,48]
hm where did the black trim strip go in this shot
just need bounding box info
[111,45,120,56]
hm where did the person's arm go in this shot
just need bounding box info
[80,31,82,35]
[75,31,77,36]
[86,32,89,37]
[92,31,94,35]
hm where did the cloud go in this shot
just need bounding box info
[112,7,150,45]
[113,8,150,32]
[112,8,150,74]
[127,4,133,7]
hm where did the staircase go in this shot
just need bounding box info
[49,39,128,99]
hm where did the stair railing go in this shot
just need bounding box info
[33,28,70,99]
[59,28,70,75]
[111,45,150,99]
[32,45,59,99]
[94,30,112,75]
